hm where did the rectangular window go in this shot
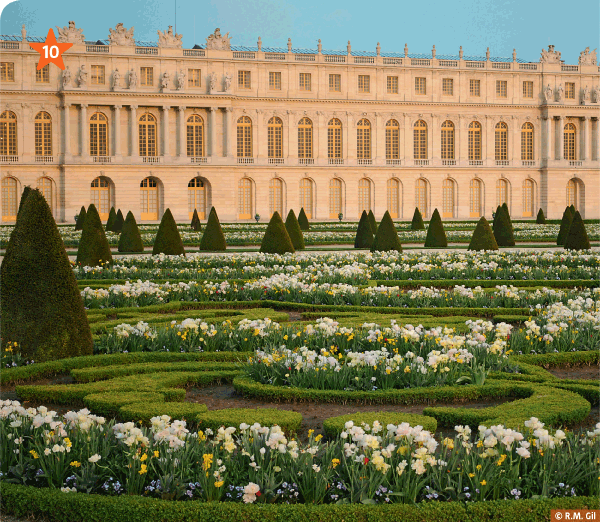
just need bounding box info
[36,64,50,83]
[140,67,153,86]
[188,69,201,87]
[91,65,105,85]
[299,72,311,91]
[1,62,14,82]
[565,82,575,99]
[470,79,480,97]
[415,77,426,95]
[496,80,507,97]
[329,74,341,92]
[238,70,251,89]
[269,71,281,90]
[523,80,533,98]
[442,78,454,96]
[358,75,370,93]
[387,76,398,94]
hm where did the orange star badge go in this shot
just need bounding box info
[29,29,73,71]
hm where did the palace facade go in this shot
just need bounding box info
[1,23,599,223]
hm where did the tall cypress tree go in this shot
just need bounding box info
[199,207,227,251]
[260,211,295,254]
[152,209,185,255]
[424,208,448,248]
[298,208,310,231]
[284,209,305,250]
[557,207,574,246]
[355,210,374,249]
[410,207,425,230]
[118,211,144,253]
[371,211,402,252]
[76,204,113,267]
[75,205,87,231]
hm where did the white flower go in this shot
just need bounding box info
[243,482,260,503]
[88,454,101,463]
[516,447,530,459]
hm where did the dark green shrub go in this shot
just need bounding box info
[191,208,202,231]
[199,207,227,251]
[324,412,437,438]
[557,207,574,245]
[1,190,93,362]
[424,208,447,248]
[569,204,576,214]
[354,210,374,248]
[536,208,546,224]
[17,186,32,216]
[76,204,113,267]
[468,217,499,251]
[112,209,124,233]
[105,207,116,230]
[371,211,402,252]
[118,212,144,253]
[260,211,295,254]
[74,205,86,230]
[195,408,302,435]
[285,209,305,250]
[502,202,511,220]
[119,402,208,426]
[298,207,310,230]
[368,209,378,234]
[152,209,185,256]
[564,211,591,250]
[492,205,502,231]
[410,207,425,230]
[493,205,516,247]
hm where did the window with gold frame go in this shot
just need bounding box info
[468,121,482,161]
[91,65,105,85]
[521,122,534,160]
[89,112,108,156]
[522,179,534,217]
[413,120,427,159]
[267,117,283,158]
[356,119,371,159]
[269,71,281,90]
[387,76,398,94]
[299,178,313,218]
[238,70,251,89]
[358,75,370,93]
[442,178,455,218]
[1,62,15,82]
[138,113,157,156]
[565,82,575,99]
[329,74,341,92]
[415,178,428,218]
[387,178,400,218]
[358,178,371,215]
[495,122,508,161]
[36,64,49,83]
[564,123,576,160]
[140,177,159,221]
[298,117,313,159]
[0,111,17,156]
[441,120,454,160]
[269,178,283,216]
[1,176,18,221]
[237,116,252,157]
[442,78,454,96]
[385,120,399,160]
[470,79,480,97]
[188,69,202,87]
[469,178,482,217]
[187,114,204,157]
[522,81,533,98]
[327,118,342,158]
[34,112,52,156]
[140,67,153,86]
[37,177,53,212]
[91,177,111,220]
[238,178,253,219]
[415,77,426,95]
[566,179,578,209]
[496,178,508,207]
[188,177,206,219]
[496,80,507,98]
[329,178,342,218]
[299,72,311,91]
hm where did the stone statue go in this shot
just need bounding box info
[205,28,231,50]
[77,65,88,87]
[176,69,186,90]
[157,25,183,48]
[56,20,85,44]
[544,83,553,102]
[210,72,218,92]
[160,71,170,90]
[556,83,564,102]
[109,23,135,46]
[127,68,137,89]
[61,66,72,89]
[581,85,590,104]
[113,68,121,89]
[578,47,597,66]
[289,38,293,52]
[592,87,600,103]
[540,45,561,64]
[21,24,26,41]
[224,73,232,91]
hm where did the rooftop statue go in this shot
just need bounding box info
[158,25,182,48]
[206,28,231,50]
[109,23,135,46]
[540,45,561,64]
[56,21,85,44]
[578,47,597,66]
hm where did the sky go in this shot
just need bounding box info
[1,0,598,63]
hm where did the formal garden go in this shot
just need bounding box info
[0,191,598,521]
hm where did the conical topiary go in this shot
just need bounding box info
[199,207,227,251]
[105,206,117,230]
[112,209,124,233]
[191,209,202,231]
[569,204,576,214]
[492,205,502,231]
[76,204,113,267]
[468,217,499,251]
[17,186,32,216]
[355,210,374,249]
[285,209,305,250]
[536,208,546,224]
[260,211,295,254]
[371,211,402,252]
[368,210,378,234]
[152,209,185,256]
[557,207,574,246]
[501,202,515,236]
[493,205,515,247]
[298,208,310,231]
[424,208,448,248]
[75,205,86,230]
[118,211,144,253]
[564,211,591,250]
[1,189,93,362]
[410,207,425,230]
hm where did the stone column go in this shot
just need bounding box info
[63,103,71,158]
[542,115,551,162]
[581,116,589,161]
[162,106,170,158]
[556,116,564,160]
[210,107,218,158]
[225,108,234,158]
[130,105,138,158]
[113,105,121,157]
[178,106,186,157]
[80,103,88,157]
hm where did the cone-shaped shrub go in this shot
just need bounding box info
[493,205,515,247]
[564,211,591,250]
[355,210,374,248]
[191,209,202,231]
[285,209,305,250]
[76,204,112,267]
[557,207,574,246]
[468,217,499,251]
[17,186,32,216]
[410,207,425,230]
[536,208,546,224]
[502,202,511,220]
[298,208,310,231]
[492,205,502,231]
[152,209,185,256]
[75,205,86,230]
[118,211,144,253]
[501,202,515,236]
[199,207,227,251]
[368,210,378,234]
[112,209,124,233]
[1,189,93,362]
[424,208,448,248]
[371,211,402,252]
[105,207,117,230]
[260,211,295,254]
[569,204,576,214]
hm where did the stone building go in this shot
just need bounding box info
[1,23,598,223]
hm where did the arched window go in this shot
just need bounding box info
[187,115,204,157]
[0,111,17,156]
[385,120,399,160]
[188,177,206,219]
[566,179,583,210]
[298,117,313,159]
[495,122,508,161]
[564,123,576,160]
[442,179,455,218]
[496,178,509,207]
[90,112,108,157]
[91,177,111,220]
[470,178,483,217]
[237,116,252,157]
[521,122,534,161]
[468,121,481,161]
[387,178,401,219]
[328,118,342,159]
[268,117,283,159]
[416,178,428,218]
[1,177,18,221]
[358,178,371,214]
[441,120,455,160]
[139,113,157,157]
[140,177,158,220]
[522,179,534,217]
[329,178,342,218]
[299,178,313,218]
[35,111,52,156]
[37,177,53,213]
[413,120,427,159]
[238,178,253,219]
[357,119,371,160]
[269,178,283,216]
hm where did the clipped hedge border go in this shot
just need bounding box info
[195,408,302,435]
[119,401,209,425]
[323,412,437,438]
[372,279,599,289]
[512,350,600,368]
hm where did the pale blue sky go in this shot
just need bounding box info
[1,0,598,63]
